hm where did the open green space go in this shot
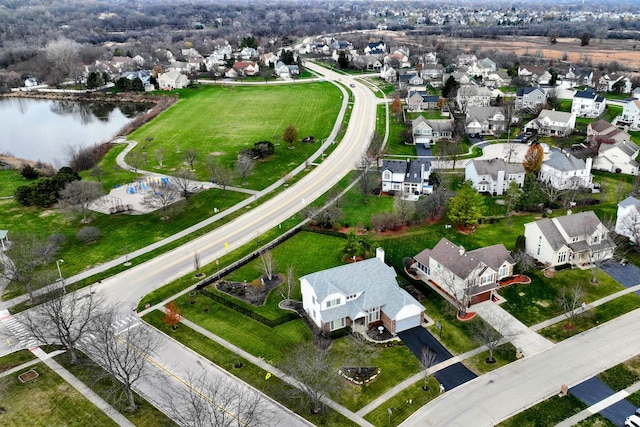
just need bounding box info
[53,350,175,427]
[0,362,117,426]
[0,349,35,373]
[496,394,587,427]
[127,83,343,189]
[379,104,414,156]
[144,310,358,427]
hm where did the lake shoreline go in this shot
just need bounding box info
[1,90,160,104]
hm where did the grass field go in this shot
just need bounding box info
[127,83,343,189]
[0,362,117,426]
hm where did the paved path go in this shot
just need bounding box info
[401,307,640,426]
[473,301,554,357]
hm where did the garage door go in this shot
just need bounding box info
[395,314,421,333]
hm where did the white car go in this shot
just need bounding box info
[626,414,640,427]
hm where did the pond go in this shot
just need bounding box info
[0,97,147,166]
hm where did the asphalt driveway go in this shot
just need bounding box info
[397,326,477,390]
[601,260,640,292]
[571,377,636,426]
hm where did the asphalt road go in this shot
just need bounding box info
[400,307,640,427]
[571,377,636,426]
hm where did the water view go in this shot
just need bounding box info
[0,97,147,166]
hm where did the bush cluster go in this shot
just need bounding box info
[14,167,80,207]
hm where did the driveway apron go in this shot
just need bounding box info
[601,260,640,292]
[571,377,637,426]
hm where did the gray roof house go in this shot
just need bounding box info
[515,86,546,112]
[539,149,593,190]
[465,159,525,196]
[413,238,516,307]
[590,121,640,174]
[465,106,506,136]
[412,116,453,147]
[524,110,576,137]
[300,249,425,334]
[406,90,440,112]
[615,196,640,243]
[524,211,615,268]
[381,159,431,198]
[571,88,606,118]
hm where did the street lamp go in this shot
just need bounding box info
[56,259,65,293]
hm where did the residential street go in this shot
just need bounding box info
[401,307,640,426]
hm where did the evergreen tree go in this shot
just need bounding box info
[442,76,460,99]
[516,173,548,211]
[447,181,486,228]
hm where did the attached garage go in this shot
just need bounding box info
[393,305,424,333]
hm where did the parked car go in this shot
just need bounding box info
[350,83,355,88]
[626,414,640,427]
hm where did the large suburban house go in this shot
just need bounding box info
[615,196,640,243]
[571,88,606,118]
[524,211,615,268]
[465,106,506,136]
[539,149,593,190]
[617,99,640,130]
[594,72,632,93]
[456,86,491,113]
[564,67,594,88]
[413,238,516,307]
[515,86,546,112]
[465,159,525,196]
[524,110,576,137]
[381,159,431,197]
[412,116,454,147]
[466,58,497,78]
[406,90,440,112]
[589,120,640,175]
[157,70,189,90]
[300,249,425,334]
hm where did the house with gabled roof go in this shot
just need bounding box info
[301,249,425,334]
[466,58,497,78]
[617,99,640,130]
[412,116,454,147]
[413,238,516,307]
[456,85,491,113]
[564,67,594,88]
[380,63,397,83]
[594,72,632,93]
[456,54,477,68]
[231,61,259,77]
[157,70,189,90]
[465,106,506,136]
[615,196,640,243]
[485,70,511,89]
[524,211,615,268]
[589,120,640,175]
[365,41,386,55]
[524,110,576,137]
[465,159,525,196]
[381,159,431,196]
[515,86,546,112]
[571,88,606,118]
[539,149,593,190]
[406,90,440,112]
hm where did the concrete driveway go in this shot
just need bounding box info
[601,260,640,291]
[397,326,477,390]
[571,377,637,426]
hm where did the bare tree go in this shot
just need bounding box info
[193,251,201,273]
[282,265,295,301]
[45,37,80,85]
[82,307,162,411]
[58,180,105,223]
[213,166,235,191]
[358,153,374,204]
[259,250,276,281]
[304,205,344,229]
[393,191,415,224]
[415,188,449,222]
[283,124,299,148]
[439,139,462,169]
[173,169,196,200]
[559,284,585,327]
[90,165,105,182]
[18,287,103,364]
[143,180,180,220]
[163,371,276,427]
[128,151,144,177]
[183,148,199,170]
[420,347,438,390]
[431,267,470,317]
[347,333,378,375]
[279,344,342,414]
[471,315,516,363]
[502,140,519,164]
[512,250,536,275]
[236,152,255,181]
[154,147,165,168]
[0,233,61,301]
[539,179,565,206]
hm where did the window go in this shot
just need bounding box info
[383,171,391,180]
[499,265,509,278]
[537,236,542,256]
[326,298,341,308]
[312,295,315,305]
[330,318,345,331]
[557,251,567,264]
[367,307,380,323]
[480,274,494,285]
[346,294,357,301]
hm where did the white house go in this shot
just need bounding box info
[412,116,454,147]
[465,159,525,196]
[456,85,491,112]
[365,41,386,55]
[589,120,640,175]
[515,86,546,112]
[524,110,576,137]
[380,64,397,83]
[524,211,615,268]
[539,149,593,190]
[465,106,506,136]
[571,88,606,118]
[466,58,497,78]
[413,238,516,307]
[381,159,431,196]
[24,78,39,87]
[618,99,640,130]
[157,70,189,90]
[595,72,632,93]
[615,196,640,243]
[300,249,425,334]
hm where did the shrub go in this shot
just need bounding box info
[20,164,39,180]
[76,226,101,244]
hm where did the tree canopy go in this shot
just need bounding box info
[447,181,486,228]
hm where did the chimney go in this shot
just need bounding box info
[567,209,572,216]
[458,245,465,256]
[376,247,385,263]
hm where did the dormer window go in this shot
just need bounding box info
[326,298,341,308]
[346,294,357,301]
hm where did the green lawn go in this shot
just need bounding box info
[0,362,117,426]
[496,394,587,427]
[0,349,35,372]
[379,105,414,156]
[127,83,342,190]
[0,169,31,197]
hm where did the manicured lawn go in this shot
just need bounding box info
[0,362,117,426]
[496,394,587,427]
[379,104,414,156]
[0,169,31,197]
[144,310,358,427]
[0,349,36,372]
[363,377,441,426]
[464,343,518,375]
[53,350,176,427]
[127,83,342,189]
[330,338,423,411]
